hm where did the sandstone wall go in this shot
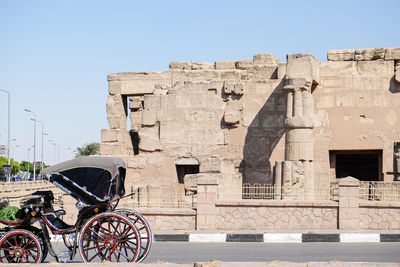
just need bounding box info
[101,47,400,198]
[215,200,338,230]
[314,48,400,186]
[101,54,287,196]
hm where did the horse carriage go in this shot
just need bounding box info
[0,156,152,263]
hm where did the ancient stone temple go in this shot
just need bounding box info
[100,47,400,201]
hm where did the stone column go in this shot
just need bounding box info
[281,78,315,199]
[273,54,320,199]
[196,175,218,230]
[338,177,360,230]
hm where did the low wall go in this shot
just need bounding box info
[359,201,400,230]
[215,200,338,230]
[135,208,196,230]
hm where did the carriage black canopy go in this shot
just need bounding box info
[41,156,126,205]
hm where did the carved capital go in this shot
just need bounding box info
[283,78,312,92]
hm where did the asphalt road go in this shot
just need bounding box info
[47,242,400,263]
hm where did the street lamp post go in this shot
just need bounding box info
[24,109,37,181]
[0,89,10,182]
[31,119,45,173]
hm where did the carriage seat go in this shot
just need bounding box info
[49,217,73,230]
[44,210,73,230]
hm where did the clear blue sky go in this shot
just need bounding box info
[0,0,399,165]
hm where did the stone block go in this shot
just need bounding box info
[142,109,157,126]
[143,95,161,109]
[385,47,400,60]
[127,156,147,169]
[253,53,280,66]
[215,60,236,70]
[139,138,161,152]
[235,59,253,70]
[357,60,394,76]
[107,115,127,129]
[101,129,119,142]
[223,111,240,126]
[129,111,142,131]
[106,95,126,116]
[108,81,121,95]
[355,48,385,61]
[191,61,214,70]
[247,65,278,80]
[169,61,191,70]
[327,49,355,61]
[120,80,157,95]
[129,96,142,110]
[286,54,320,85]
[223,81,244,95]
[200,157,222,173]
[100,143,121,155]
[184,174,199,195]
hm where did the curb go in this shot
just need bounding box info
[153,233,400,243]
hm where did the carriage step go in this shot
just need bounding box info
[56,251,72,263]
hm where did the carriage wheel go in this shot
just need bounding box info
[79,212,141,262]
[0,229,42,263]
[115,209,152,263]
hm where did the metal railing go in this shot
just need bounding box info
[360,181,400,201]
[218,183,335,201]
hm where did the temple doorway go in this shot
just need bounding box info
[329,150,382,181]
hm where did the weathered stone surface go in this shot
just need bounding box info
[200,157,221,173]
[215,60,236,70]
[385,47,400,60]
[286,54,320,85]
[396,62,400,83]
[224,111,240,125]
[247,65,278,80]
[191,61,214,70]
[99,143,122,155]
[355,48,385,61]
[223,81,243,95]
[129,97,142,110]
[107,115,127,129]
[327,49,355,61]
[108,71,172,95]
[101,129,119,142]
[108,81,121,95]
[142,109,157,126]
[223,100,242,126]
[235,59,252,70]
[175,157,199,165]
[127,156,147,169]
[169,61,191,70]
[183,174,199,195]
[130,111,142,131]
[253,53,280,66]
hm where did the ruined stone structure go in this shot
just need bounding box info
[101,47,400,202]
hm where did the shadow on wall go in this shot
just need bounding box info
[241,80,286,184]
[389,77,400,94]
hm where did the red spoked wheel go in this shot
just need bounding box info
[114,209,152,263]
[0,229,42,263]
[79,212,141,262]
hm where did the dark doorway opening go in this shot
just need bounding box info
[329,150,382,181]
[129,130,139,155]
[176,165,199,184]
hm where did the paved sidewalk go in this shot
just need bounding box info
[151,229,400,243]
